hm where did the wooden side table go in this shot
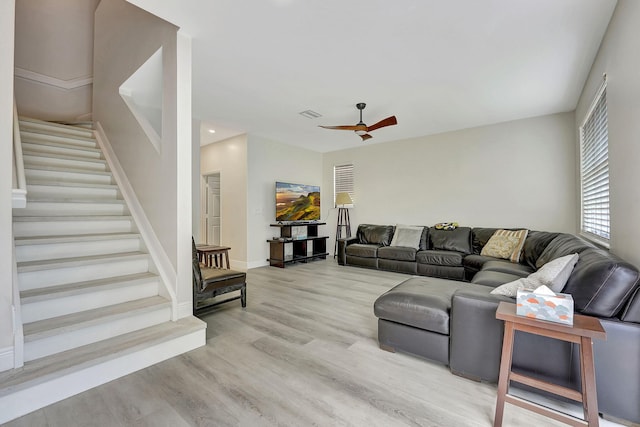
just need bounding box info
[494,302,606,427]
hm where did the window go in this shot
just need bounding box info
[334,163,354,206]
[580,80,609,245]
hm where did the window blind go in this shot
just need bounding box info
[580,83,609,243]
[334,163,354,206]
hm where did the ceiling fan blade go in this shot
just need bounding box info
[360,133,373,141]
[319,125,362,131]
[367,116,397,132]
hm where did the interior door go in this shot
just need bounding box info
[206,174,221,245]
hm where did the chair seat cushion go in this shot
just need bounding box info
[201,268,246,292]
[345,243,380,258]
[378,246,417,261]
[374,277,469,334]
[416,250,463,266]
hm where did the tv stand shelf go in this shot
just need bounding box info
[267,222,328,268]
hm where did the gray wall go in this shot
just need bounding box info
[322,112,577,253]
[576,0,640,267]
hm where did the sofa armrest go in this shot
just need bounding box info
[449,287,510,382]
[337,236,358,265]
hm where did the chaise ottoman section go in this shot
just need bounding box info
[374,277,470,365]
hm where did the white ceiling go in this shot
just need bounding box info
[129,0,617,153]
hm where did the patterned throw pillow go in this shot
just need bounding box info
[480,229,529,263]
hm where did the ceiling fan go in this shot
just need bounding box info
[319,103,397,141]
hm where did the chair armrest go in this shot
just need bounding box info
[337,236,358,265]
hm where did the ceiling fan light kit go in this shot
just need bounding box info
[320,102,397,141]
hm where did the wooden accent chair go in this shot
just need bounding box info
[192,238,246,315]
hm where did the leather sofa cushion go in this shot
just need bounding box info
[472,228,498,254]
[621,288,640,323]
[481,260,533,277]
[357,224,394,246]
[535,233,594,269]
[416,250,463,266]
[345,243,380,258]
[564,247,640,318]
[374,277,469,334]
[378,246,417,261]
[536,234,640,317]
[471,270,520,288]
[430,227,472,255]
[463,254,497,272]
[521,230,560,269]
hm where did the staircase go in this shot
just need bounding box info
[1,118,205,423]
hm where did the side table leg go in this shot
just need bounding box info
[580,336,600,426]
[494,321,515,427]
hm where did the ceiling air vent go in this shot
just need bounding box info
[299,110,322,119]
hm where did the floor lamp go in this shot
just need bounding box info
[334,192,353,257]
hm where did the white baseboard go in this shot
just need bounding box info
[0,347,14,373]
[177,301,193,319]
[247,260,269,269]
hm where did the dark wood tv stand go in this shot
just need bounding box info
[267,222,328,268]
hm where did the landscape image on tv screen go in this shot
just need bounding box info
[276,182,321,221]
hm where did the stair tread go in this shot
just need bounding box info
[24,198,125,204]
[0,317,205,395]
[27,180,119,190]
[24,164,112,176]
[19,117,95,136]
[22,141,101,154]
[23,151,107,164]
[23,296,170,340]
[13,215,133,222]
[15,232,140,245]
[17,251,148,272]
[20,272,157,301]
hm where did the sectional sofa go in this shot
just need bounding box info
[337,224,640,424]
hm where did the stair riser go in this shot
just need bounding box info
[19,258,150,290]
[22,142,102,160]
[13,219,135,237]
[25,168,113,185]
[20,130,96,148]
[21,280,159,323]
[15,238,143,263]
[26,185,121,200]
[14,203,128,217]
[24,155,107,172]
[23,306,171,362]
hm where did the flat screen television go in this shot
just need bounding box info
[275,181,321,222]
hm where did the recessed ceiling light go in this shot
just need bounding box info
[208,129,216,134]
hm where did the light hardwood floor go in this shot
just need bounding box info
[5,260,628,426]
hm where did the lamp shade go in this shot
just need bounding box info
[335,192,353,207]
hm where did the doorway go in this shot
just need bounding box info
[202,173,221,245]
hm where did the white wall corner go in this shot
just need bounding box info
[94,122,179,319]
[175,30,193,320]
[0,346,14,373]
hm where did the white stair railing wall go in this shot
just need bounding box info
[11,98,25,369]
[12,97,26,208]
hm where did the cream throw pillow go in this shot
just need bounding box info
[390,225,423,250]
[490,253,579,297]
[481,229,529,263]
